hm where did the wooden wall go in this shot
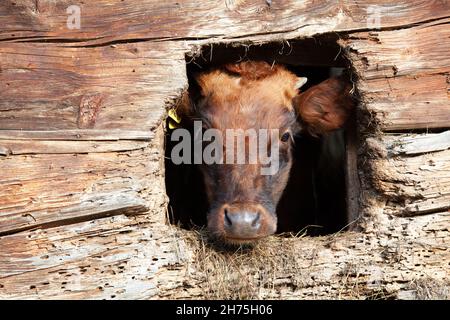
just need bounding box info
[0,0,449,299]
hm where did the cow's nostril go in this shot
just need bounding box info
[251,212,261,228]
[223,208,263,240]
[224,208,232,227]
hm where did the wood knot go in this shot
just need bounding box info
[77,94,104,128]
[225,0,271,13]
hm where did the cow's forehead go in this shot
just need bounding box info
[197,66,298,102]
[196,69,298,130]
[200,92,296,130]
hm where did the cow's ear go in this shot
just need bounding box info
[174,71,213,119]
[293,76,355,136]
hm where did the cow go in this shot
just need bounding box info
[169,60,354,244]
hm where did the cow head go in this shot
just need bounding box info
[175,61,354,244]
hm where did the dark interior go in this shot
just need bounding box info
[165,35,351,236]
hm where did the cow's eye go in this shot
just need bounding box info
[280,132,291,143]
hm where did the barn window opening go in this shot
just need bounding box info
[165,35,359,237]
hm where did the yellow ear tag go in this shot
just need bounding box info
[168,108,181,129]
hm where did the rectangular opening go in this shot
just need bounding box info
[165,35,359,239]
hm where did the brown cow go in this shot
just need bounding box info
[173,61,354,244]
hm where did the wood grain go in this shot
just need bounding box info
[0,215,189,299]
[355,73,450,131]
[1,0,449,44]
[0,41,187,131]
[368,141,450,216]
[343,21,450,131]
[0,141,164,235]
[384,131,450,155]
[0,211,447,299]
[0,129,153,141]
[0,140,149,155]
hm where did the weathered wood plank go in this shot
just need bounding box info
[0,145,10,156]
[0,0,449,44]
[0,210,447,299]
[356,73,450,131]
[0,130,153,141]
[0,145,163,235]
[368,145,450,216]
[0,194,147,236]
[0,42,186,131]
[345,20,450,80]
[0,215,189,299]
[1,8,448,134]
[0,139,149,155]
[343,21,450,131]
[385,131,450,155]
